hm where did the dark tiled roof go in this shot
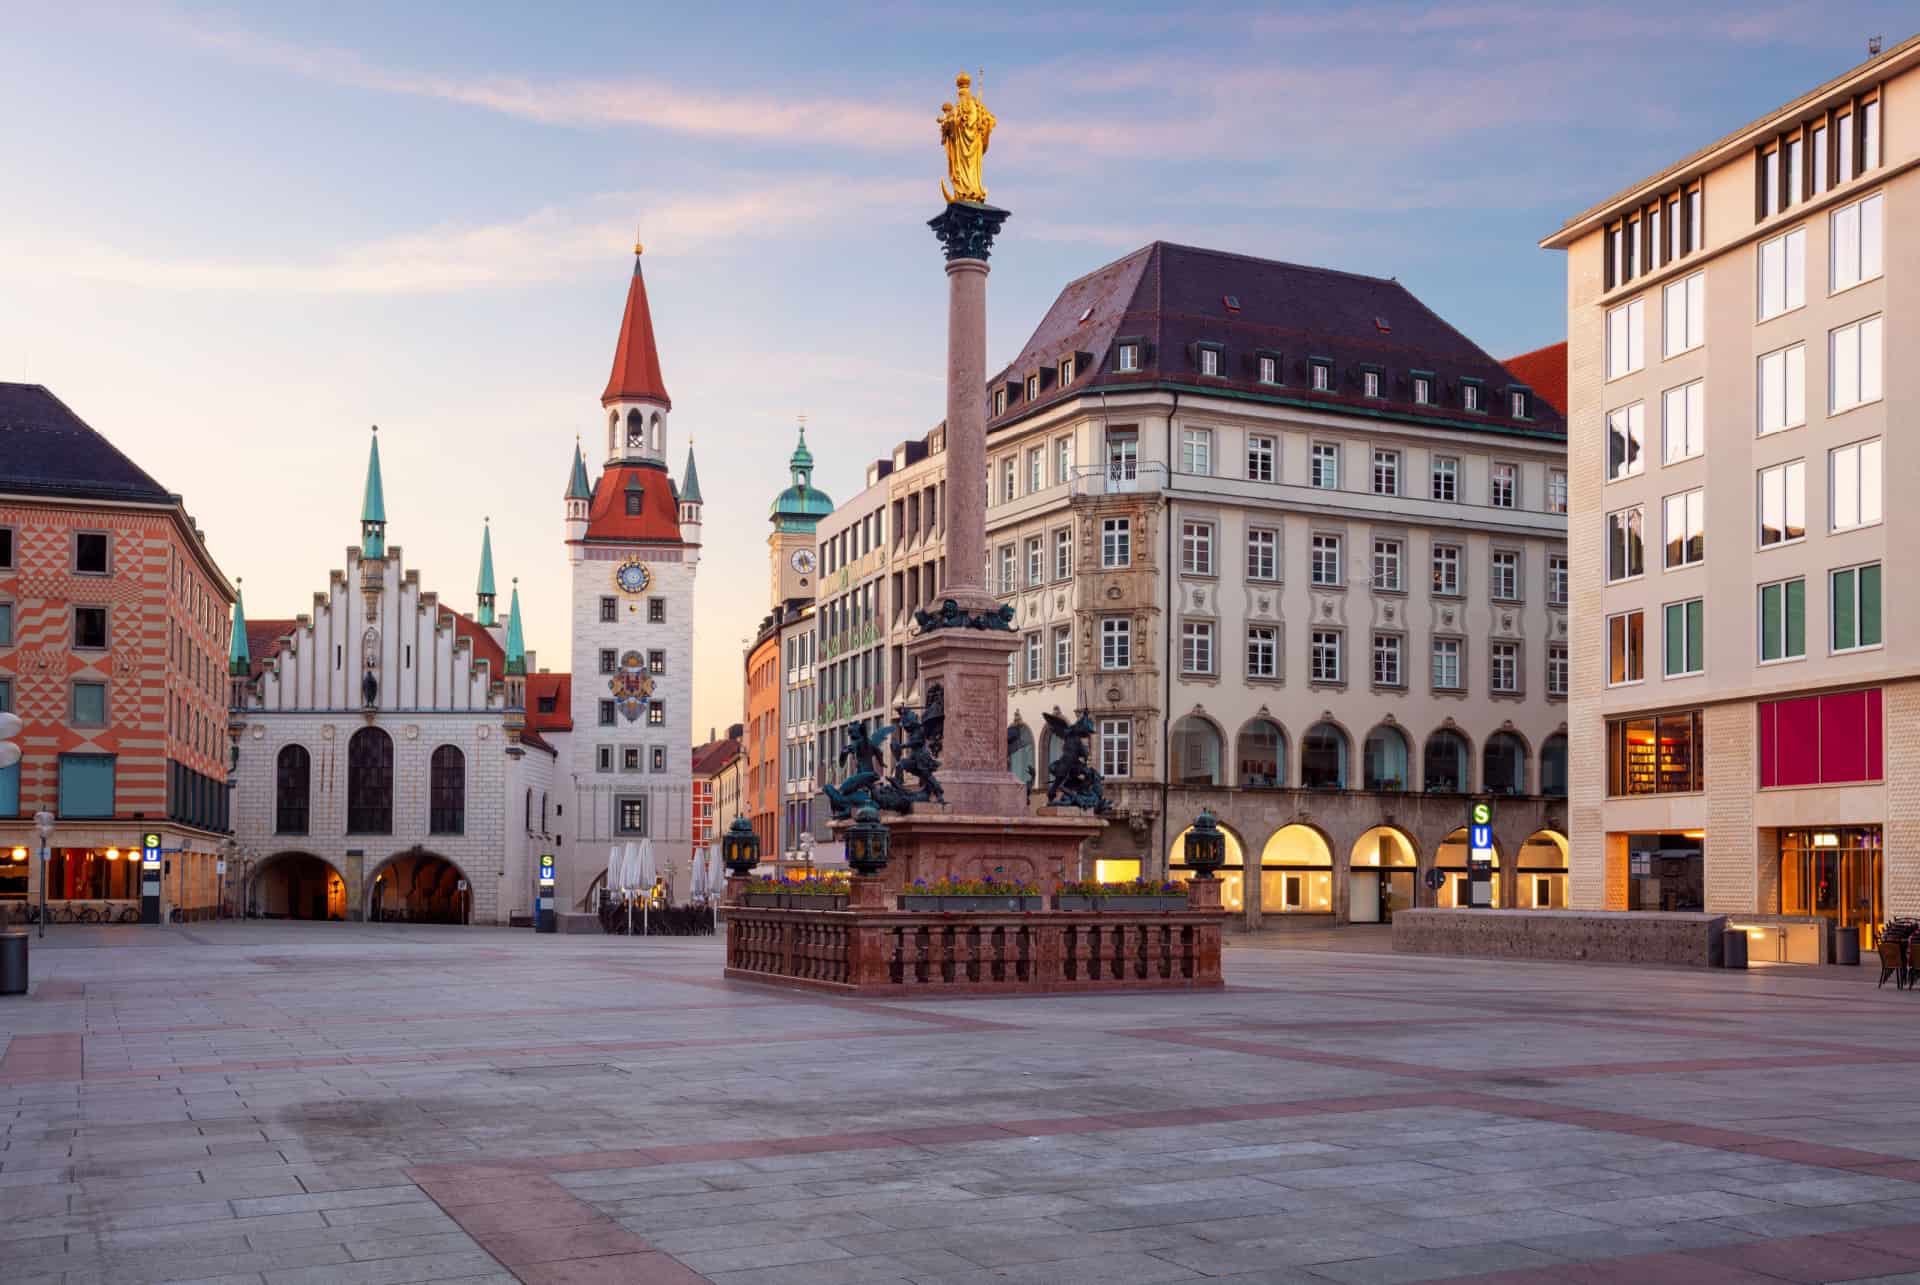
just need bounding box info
[986,243,1566,440]
[0,383,176,503]
[519,728,558,757]
[691,735,741,778]
[1504,342,1568,418]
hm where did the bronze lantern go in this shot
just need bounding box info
[721,816,761,876]
[845,804,891,877]
[1185,809,1226,881]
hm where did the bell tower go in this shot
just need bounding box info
[600,241,672,469]
[767,422,831,608]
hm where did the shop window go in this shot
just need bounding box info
[1606,712,1703,796]
[1759,688,1883,788]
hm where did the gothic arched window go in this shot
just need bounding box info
[275,745,310,835]
[525,788,533,831]
[429,745,464,834]
[346,728,393,834]
[626,409,645,453]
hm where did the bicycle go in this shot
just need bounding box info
[117,906,139,924]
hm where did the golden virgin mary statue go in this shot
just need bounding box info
[938,72,996,204]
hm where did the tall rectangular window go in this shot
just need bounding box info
[1607,298,1644,379]
[1606,507,1644,582]
[1372,633,1402,687]
[1664,598,1704,676]
[1000,457,1016,502]
[1831,563,1882,653]
[1829,316,1883,413]
[997,545,1015,594]
[1432,638,1461,690]
[1100,517,1130,568]
[1490,550,1519,600]
[1310,533,1342,586]
[0,602,11,647]
[1180,621,1214,675]
[1831,193,1883,291]
[1812,123,1829,194]
[1663,271,1705,356]
[1667,195,1683,259]
[1830,439,1882,531]
[1257,354,1277,384]
[1607,403,1645,479]
[1837,109,1855,183]
[1372,449,1400,496]
[599,597,617,623]
[1100,617,1130,669]
[1246,528,1277,581]
[1786,135,1803,206]
[1180,522,1214,576]
[1246,626,1277,679]
[1054,436,1072,486]
[1247,434,1275,482]
[1053,625,1072,678]
[1547,553,1568,606]
[1758,578,1806,662]
[1547,643,1569,697]
[1608,610,1645,685]
[1758,344,1806,434]
[1663,380,1705,463]
[1372,539,1402,592]
[1489,462,1517,509]
[1310,630,1341,683]
[72,681,106,727]
[1758,227,1805,320]
[73,606,107,650]
[1025,536,1043,586]
[1663,488,1704,568]
[1413,375,1431,405]
[1099,719,1131,778]
[1053,527,1072,579]
[1181,427,1212,476]
[1547,469,1568,514]
[1310,442,1340,489]
[1490,641,1519,693]
[1864,99,1880,170]
[1024,632,1042,683]
[1431,456,1457,501]
[1027,447,1043,493]
[1431,544,1461,596]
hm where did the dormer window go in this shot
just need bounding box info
[1057,355,1074,385]
[1509,390,1529,419]
[625,491,643,515]
[1463,381,1483,413]
[1197,345,1222,377]
[1118,342,1140,372]
[1362,370,1381,398]
[1412,374,1432,405]
[1257,354,1277,385]
[992,387,1007,416]
[1025,373,1040,401]
[1310,361,1331,392]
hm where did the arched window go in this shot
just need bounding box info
[1362,724,1410,792]
[429,745,464,834]
[1541,733,1569,798]
[524,788,533,831]
[541,791,549,832]
[651,413,662,451]
[346,728,393,834]
[1236,719,1285,788]
[275,745,310,835]
[608,410,618,457]
[1007,723,1035,788]
[1301,722,1347,789]
[1484,732,1528,795]
[1424,730,1470,793]
[1169,716,1223,786]
[625,408,644,454]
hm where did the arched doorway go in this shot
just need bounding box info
[1435,827,1499,908]
[1518,830,1569,907]
[1169,716,1224,785]
[1170,822,1248,912]
[1261,825,1333,917]
[1348,826,1417,923]
[367,849,469,924]
[253,852,345,920]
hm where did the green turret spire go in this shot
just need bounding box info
[565,440,592,501]
[680,446,703,504]
[361,425,387,557]
[227,580,250,677]
[504,579,526,676]
[476,519,497,626]
[770,421,833,531]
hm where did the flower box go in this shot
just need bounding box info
[1055,894,1190,912]
[784,893,848,911]
[898,894,1044,912]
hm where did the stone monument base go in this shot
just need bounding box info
[848,808,1105,894]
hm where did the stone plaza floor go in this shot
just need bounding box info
[7,925,1920,1284]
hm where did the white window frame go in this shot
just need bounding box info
[1053,624,1072,678]
[1310,533,1343,587]
[1247,433,1276,482]
[1547,469,1568,515]
[1180,621,1215,675]
[1828,315,1883,414]
[1663,488,1705,569]
[1758,227,1806,321]
[1000,457,1016,502]
[1607,298,1645,380]
[1413,375,1432,405]
[1181,426,1213,476]
[1431,543,1461,596]
[1371,632,1402,687]
[1662,380,1705,464]
[1830,193,1884,293]
[1054,436,1072,486]
[1099,718,1131,777]
[1100,517,1131,568]
[1606,506,1645,583]
[1027,447,1043,494]
[1547,643,1569,697]
[1489,462,1517,509]
[1829,438,1883,532]
[1372,448,1400,497]
[1310,629,1342,684]
[1463,382,1482,412]
[1757,343,1806,435]
[1311,362,1331,391]
[1053,527,1072,579]
[1025,535,1044,587]
[1118,343,1139,372]
[997,544,1016,594]
[1431,638,1461,691]
[1757,577,1806,664]
[1490,550,1519,601]
[1198,347,1221,377]
[1257,354,1277,385]
[1757,459,1806,548]
[1180,521,1214,577]
[1246,626,1277,680]
[1024,632,1042,683]
[1246,527,1278,582]
[1372,538,1403,592]
[1310,442,1340,490]
[1607,609,1645,687]
[1548,553,1568,606]
[1099,617,1131,670]
[1363,370,1381,398]
[1431,455,1458,502]
[1663,271,1705,356]
[1664,597,1705,678]
[1490,641,1520,694]
[1607,402,1645,480]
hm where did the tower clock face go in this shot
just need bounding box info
[614,559,652,595]
[790,548,817,575]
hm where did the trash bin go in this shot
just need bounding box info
[1722,928,1748,970]
[1834,930,1861,966]
[0,931,26,996]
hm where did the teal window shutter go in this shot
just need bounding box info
[1760,584,1781,661]
[0,763,17,817]
[1833,567,1857,649]
[1860,564,1881,646]
[57,754,114,818]
[1665,603,1685,675]
[1785,578,1805,658]
[1686,599,1704,671]
[0,602,10,646]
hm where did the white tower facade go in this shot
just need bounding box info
[564,248,700,897]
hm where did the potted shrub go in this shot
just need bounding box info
[899,876,1043,912]
[1056,877,1190,912]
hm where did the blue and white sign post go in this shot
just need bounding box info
[1467,802,1495,909]
[536,854,557,934]
[139,831,164,925]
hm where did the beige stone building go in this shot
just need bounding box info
[1546,37,1919,954]
[979,242,1571,927]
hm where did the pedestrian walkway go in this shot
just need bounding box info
[3,921,1918,1283]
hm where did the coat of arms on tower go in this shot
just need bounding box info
[610,650,654,722]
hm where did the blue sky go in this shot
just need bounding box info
[2,2,1911,734]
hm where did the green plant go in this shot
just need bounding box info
[906,875,1041,896]
[744,874,850,895]
[1058,876,1185,896]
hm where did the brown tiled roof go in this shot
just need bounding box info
[526,673,572,732]
[447,612,504,680]
[691,735,741,778]
[986,242,1565,440]
[1503,342,1568,417]
[583,463,685,543]
[245,618,300,679]
[519,728,558,756]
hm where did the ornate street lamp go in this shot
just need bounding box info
[1185,809,1226,881]
[721,817,761,876]
[845,804,891,877]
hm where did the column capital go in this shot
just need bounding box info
[928,202,1011,263]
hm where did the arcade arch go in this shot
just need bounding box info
[1347,826,1417,923]
[1169,821,1248,912]
[1260,824,1333,917]
[367,849,470,924]
[1517,830,1570,907]
[253,851,345,921]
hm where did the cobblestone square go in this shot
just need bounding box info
[7,924,1920,1283]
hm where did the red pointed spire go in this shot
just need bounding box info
[601,247,671,409]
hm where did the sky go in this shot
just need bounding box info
[1,1,1911,736]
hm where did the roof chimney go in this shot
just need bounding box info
[1869,34,1883,56]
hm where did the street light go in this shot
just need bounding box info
[721,817,760,876]
[33,811,53,939]
[844,805,891,877]
[1184,809,1227,881]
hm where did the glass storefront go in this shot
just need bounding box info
[47,847,141,900]
[1626,833,1703,911]
[1607,712,1703,795]
[1780,826,1882,948]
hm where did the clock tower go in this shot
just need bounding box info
[563,242,700,893]
[768,424,833,607]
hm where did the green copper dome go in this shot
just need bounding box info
[770,424,833,530]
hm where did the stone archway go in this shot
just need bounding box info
[252,851,347,921]
[1434,827,1502,909]
[1348,826,1419,923]
[1259,823,1336,919]
[1517,830,1570,908]
[366,848,471,925]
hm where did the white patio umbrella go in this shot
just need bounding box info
[707,845,726,932]
[689,848,709,902]
[622,842,640,935]
[605,846,622,908]
[638,838,657,935]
